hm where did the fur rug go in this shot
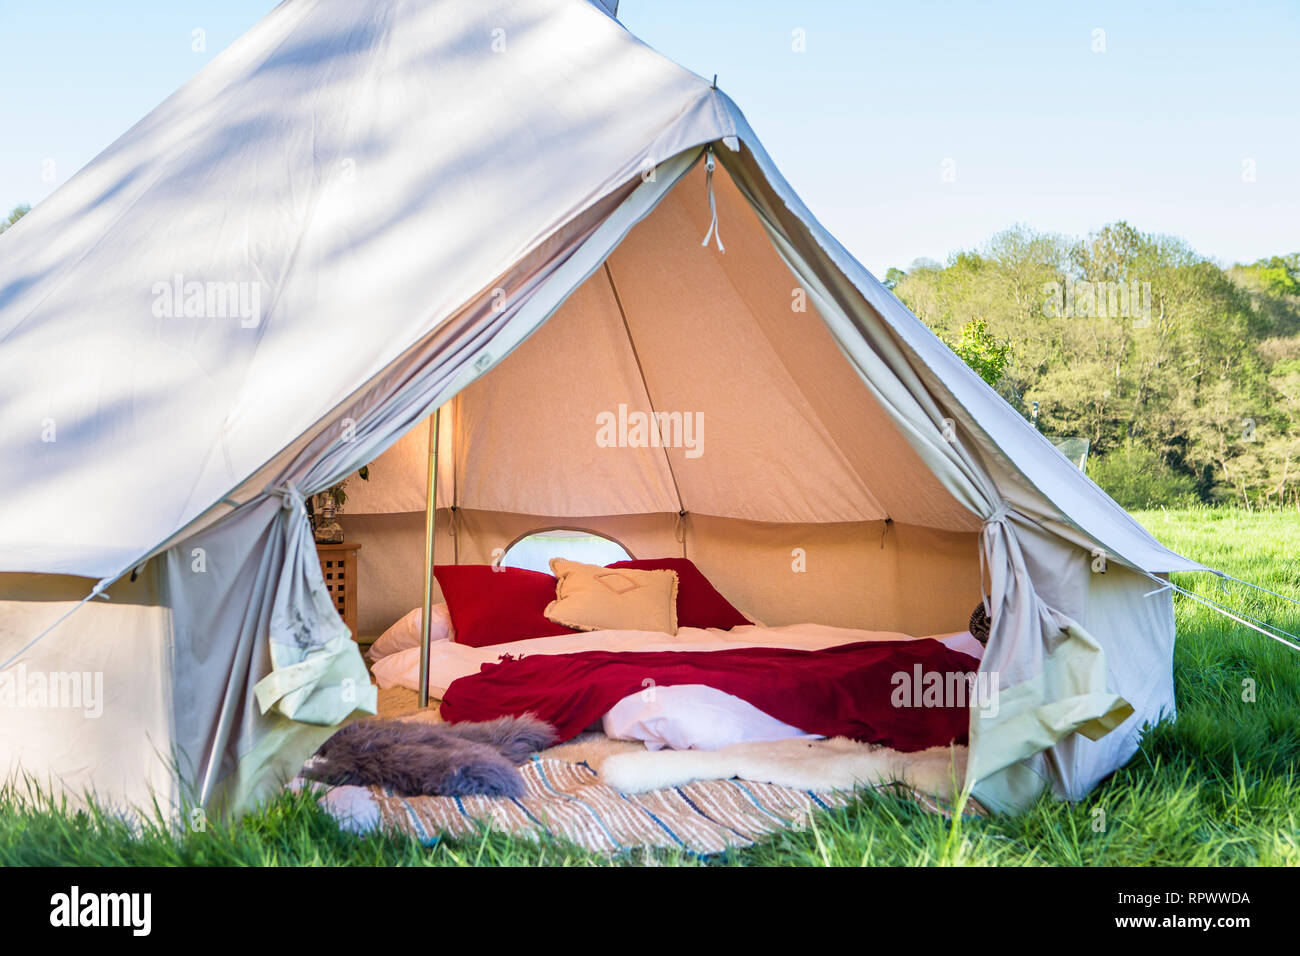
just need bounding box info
[302,715,557,798]
[599,737,968,801]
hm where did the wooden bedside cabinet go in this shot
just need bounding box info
[316,542,361,639]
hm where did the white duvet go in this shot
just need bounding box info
[370,623,983,751]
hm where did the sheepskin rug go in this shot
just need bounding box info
[599,737,968,802]
[302,715,557,798]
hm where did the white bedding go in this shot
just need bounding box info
[370,622,983,752]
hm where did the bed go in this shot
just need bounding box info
[370,621,985,752]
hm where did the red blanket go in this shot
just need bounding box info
[440,639,979,752]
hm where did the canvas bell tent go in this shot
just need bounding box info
[0,0,1206,817]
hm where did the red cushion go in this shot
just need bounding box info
[605,558,751,630]
[433,565,577,647]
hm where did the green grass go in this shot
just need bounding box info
[3,507,1298,866]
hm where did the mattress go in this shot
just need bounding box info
[369,623,983,752]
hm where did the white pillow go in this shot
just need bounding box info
[365,604,453,662]
[602,684,820,751]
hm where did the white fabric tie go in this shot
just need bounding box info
[978,501,1013,615]
[265,481,303,509]
[983,501,1011,526]
[700,150,725,252]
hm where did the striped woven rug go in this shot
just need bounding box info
[360,756,949,855]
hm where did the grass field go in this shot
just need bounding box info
[2,507,1298,866]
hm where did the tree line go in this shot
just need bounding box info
[887,223,1300,509]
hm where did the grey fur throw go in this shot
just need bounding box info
[303,714,557,798]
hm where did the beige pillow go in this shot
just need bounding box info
[545,558,679,634]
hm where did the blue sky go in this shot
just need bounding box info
[1,0,1296,274]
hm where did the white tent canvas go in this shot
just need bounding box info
[0,0,1202,816]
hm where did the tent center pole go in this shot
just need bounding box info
[417,408,441,709]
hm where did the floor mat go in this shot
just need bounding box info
[349,757,850,854]
[313,755,978,855]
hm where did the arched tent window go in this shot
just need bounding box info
[499,527,633,574]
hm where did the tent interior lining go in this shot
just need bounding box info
[337,160,986,640]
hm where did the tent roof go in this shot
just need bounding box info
[0,0,727,576]
[0,0,1200,579]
